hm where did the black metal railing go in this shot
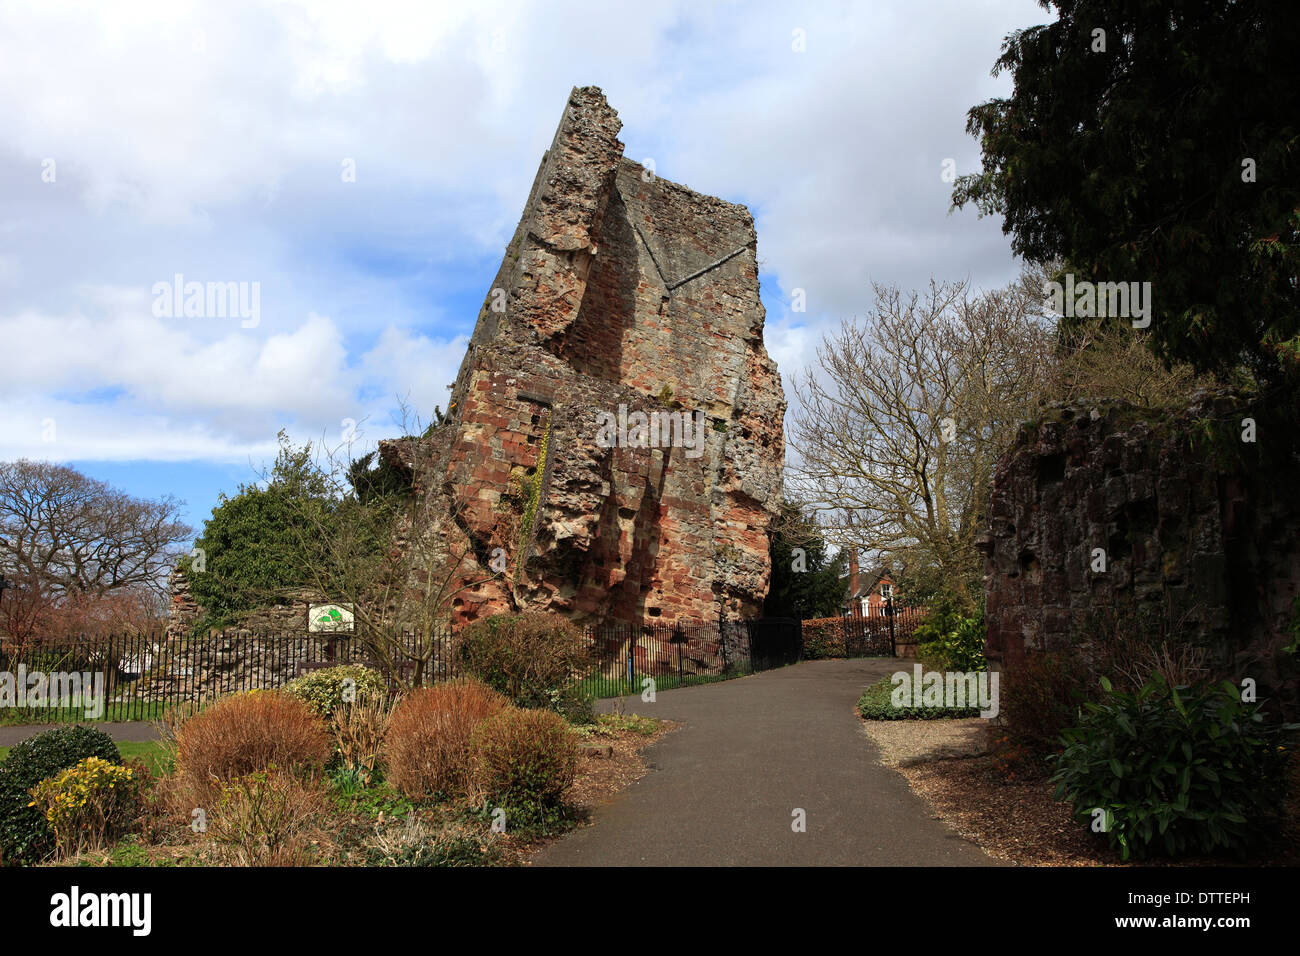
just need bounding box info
[0,616,805,723]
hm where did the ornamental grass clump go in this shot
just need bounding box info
[170,691,332,813]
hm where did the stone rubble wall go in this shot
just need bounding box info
[981,391,1300,701]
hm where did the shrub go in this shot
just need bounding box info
[172,692,331,809]
[1051,675,1297,860]
[207,769,326,866]
[0,725,120,866]
[27,756,142,858]
[916,609,986,671]
[385,678,509,800]
[999,651,1094,763]
[455,613,594,719]
[331,694,395,784]
[472,707,578,830]
[283,664,388,720]
[800,618,848,659]
[856,674,981,720]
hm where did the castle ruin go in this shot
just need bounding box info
[380,86,786,626]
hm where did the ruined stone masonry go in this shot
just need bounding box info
[980,391,1300,702]
[380,87,786,626]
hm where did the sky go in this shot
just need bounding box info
[1,0,1047,537]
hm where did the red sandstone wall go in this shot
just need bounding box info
[389,86,785,627]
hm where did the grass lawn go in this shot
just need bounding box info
[0,701,174,725]
[0,739,170,775]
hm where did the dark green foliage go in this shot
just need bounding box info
[953,0,1300,385]
[183,434,336,629]
[915,607,987,671]
[764,502,847,618]
[0,726,121,866]
[1051,675,1296,859]
[183,433,401,631]
[345,451,412,506]
[893,560,979,619]
[856,675,981,720]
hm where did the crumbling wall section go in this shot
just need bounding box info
[982,392,1300,697]
[383,86,785,627]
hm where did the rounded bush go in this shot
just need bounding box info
[173,692,331,802]
[0,725,121,866]
[385,678,509,800]
[1051,675,1295,860]
[28,756,142,858]
[454,613,594,718]
[472,707,578,816]
[283,664,387,719]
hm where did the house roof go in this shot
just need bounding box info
[843,567,894,602]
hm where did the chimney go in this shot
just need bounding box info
[848,549,860,617]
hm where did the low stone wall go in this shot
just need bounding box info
[134,633,384,704]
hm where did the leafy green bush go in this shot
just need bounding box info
[455,613,594,721]
[0,725,121,866]
[915,608,986,671]
[472,708,578,832]
[283,665,387,719]
[28,756,142,858]
[1051,675,1296,860]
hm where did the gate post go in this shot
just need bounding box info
[795,601,804,662]
[886,598,896,656]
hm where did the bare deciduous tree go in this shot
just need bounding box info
[788,271,1056,610]
[0,460,190,644]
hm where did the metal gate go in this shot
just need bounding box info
[744,616,803,671]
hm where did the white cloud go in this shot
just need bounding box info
[0,0,1049,473]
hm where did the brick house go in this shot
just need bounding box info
[841,551,898,618]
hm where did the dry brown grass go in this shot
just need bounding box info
[206,770,328,866]
[332,694,396,784]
